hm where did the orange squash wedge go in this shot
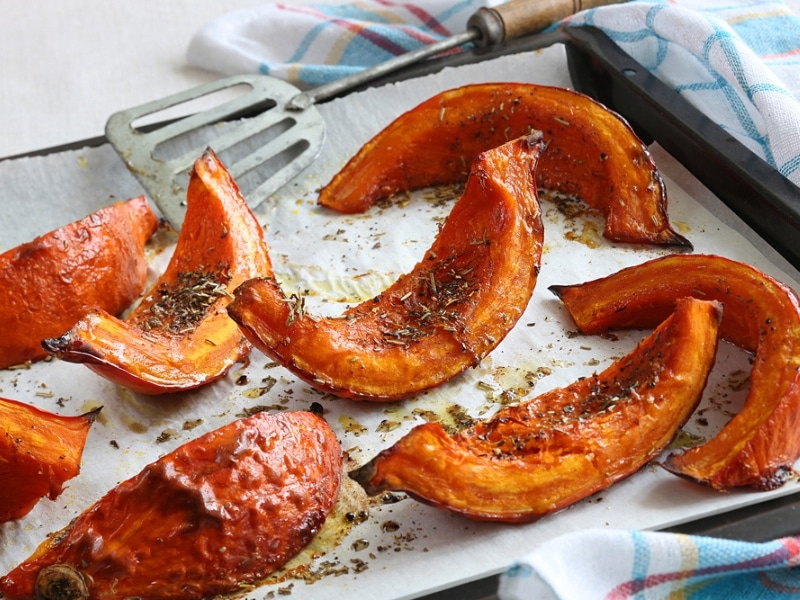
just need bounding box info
[350,297,722,522]
[42,149,272,395]
[550,254,800,490]
[0,410,342,600]
[0,196,157,369]
[227,133,545,402]
[318,82,689,248]
[0,396,99,523]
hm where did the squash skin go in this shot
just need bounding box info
[318,82,689,248]
[0,197,158,369]
[42,149,273,395]
[350,297,722,522]
[0,397,99,523]
[227,133,545,401]
[0,410,342,600]
[549,254,800,490]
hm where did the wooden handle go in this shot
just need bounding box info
[494,0,625,40]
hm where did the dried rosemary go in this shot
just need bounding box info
[142,267,232,334]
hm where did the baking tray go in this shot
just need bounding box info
[2,26,800,600]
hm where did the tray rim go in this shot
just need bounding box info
[2,27,799,600]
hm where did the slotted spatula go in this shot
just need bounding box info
[105,0,624,229]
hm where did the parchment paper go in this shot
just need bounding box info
[2,44,800,599]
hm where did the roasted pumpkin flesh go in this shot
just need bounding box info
[0,397,99,523]
[227,133,545,401]
[318,82,689,247]
[0,196,157,369]
[42,149,273,394]
[0,410,342,600]
[550,253,800,490]
[350,297,722,522]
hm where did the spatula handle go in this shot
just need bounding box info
[291,0,624,109]
[469,0,626,46]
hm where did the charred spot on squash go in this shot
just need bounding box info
[35,565,88,600]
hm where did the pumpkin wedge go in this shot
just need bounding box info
[318,82,689,248]
[0,410,342,600]
[350,297,722,522]
[549,254,800,491]
[0,397,99,523]
[227,133,545,402]
[42,149,272,394]
[0,196,157,369]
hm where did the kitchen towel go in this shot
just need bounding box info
[186,0,800,186]
[566,1,800,201]
[187,0,490,86]
[497,528,800,599]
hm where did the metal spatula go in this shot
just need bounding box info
[105,0,624,229]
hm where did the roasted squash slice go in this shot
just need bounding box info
[0,196,157,369]
[318,82,689,247]
[42,149,272,394]
[549,254,800,490]
[0,397,99,523]
[350,297,722,522]
[227,133,545,401]
[0,410,342,600]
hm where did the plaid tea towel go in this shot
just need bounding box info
[498,528,800,599]
[187,0,494,87]
[566,1,800,195]
[186,0,800,185]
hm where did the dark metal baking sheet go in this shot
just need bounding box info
[3,26,799,600]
